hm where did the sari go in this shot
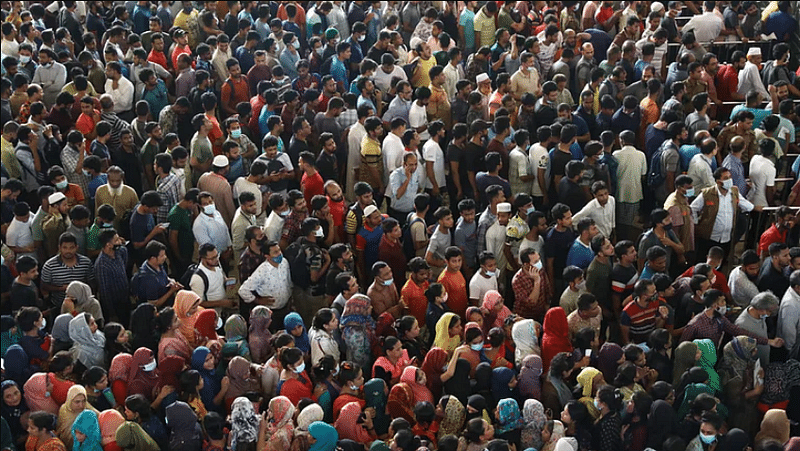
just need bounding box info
[364,378,390,436]
[386,383,416,424]
[399,366,433,404]
[512,319,541,367]
[127,348,159,401]
[114,422,159,451]
[26,434,67,451]
[308,422,338,451]
[482,290,512,331]
[57,386,99,451]
[68,314,106,369]
[518,355,543,400]
[24,373,60,415]
[230,397,260,450]
[191,347,221,412]
[108,353,132,406]
[421,347,448,400]
[284,313,310,354]
[340,296,377,368]
[248,306,273,364]
[433,312,461,354]
[540,307,572,372]
[694,339,720,393]
[521,399,547,451]
[174,290,204,346]
[98,409,125,451]
[437,395,465,439]
[72,410,103,451]
[266,396,295,451]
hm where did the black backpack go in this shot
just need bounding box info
[648,141,669,188]
[402,216,425,261]
[179,264,210,300]
[284,238,313,289]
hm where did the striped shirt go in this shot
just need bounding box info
[620,299,660,344]
[41,254,95,306]
[611,263,638,298]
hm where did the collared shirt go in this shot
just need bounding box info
[231,208,257,255]
[509,147,534,195]
[722,153,747,195]
[238,247,266,284]
[382,96,412,124]
[156,174,182,224]
[687,153,715,190]
[680,311,768,346]
[738,61,769,99]
[197,172,236,227]
[264,211,286,243]
[95,246,129,305]
[238,259,292,309]
[389,167,420,213]
[572,197,616,239]
[778,288,800,352]
[135,261,170,303]
[192,210,232,251]
[281,211,306,245]
[691,185,755,242]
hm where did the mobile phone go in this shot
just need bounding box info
[225,278,237,286]
[160,222,170,229]
[585,349,592,358]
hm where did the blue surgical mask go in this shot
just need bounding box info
[722,178,733,190]
[280,209,291,217]
[294,362,306,373]
[699,434,717,445]
[526,206,536,215]
[204,204,216,215]
[485,270,497,277]
[230,129,242,139]
[20,55,31,64]
[760,314,769,320]
[101,222,114,228]
[272,254,284,265]
[383,278,394,286]
[39,317,47,330]
[292,40,300,49]
[594,399,602,410]
[470,342,484,351]
[82,169,91,177]
[56,180,68,190]
[686,188,695,197]
[533,260,543,270]
[143,360,157,372]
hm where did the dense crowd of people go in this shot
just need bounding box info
[2,2,800,451]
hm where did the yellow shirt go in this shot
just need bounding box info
[1,137,21,179]
[412,56,436,89]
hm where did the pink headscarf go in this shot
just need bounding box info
[482,290,512,330]
[400,366,434,404]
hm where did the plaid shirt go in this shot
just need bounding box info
[61,145,90,197]
[238,247,266,283]
[281,211,306,245]
[512,267,550,321]
[94,246,129,306]
[156,173,182,223]
[680,311,768,345]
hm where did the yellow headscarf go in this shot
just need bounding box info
[433,313,461,354]
[577,367,601,398]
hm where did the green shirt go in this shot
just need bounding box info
[86,223,103,251]
[141,138,160,167]
[167,204,194,259]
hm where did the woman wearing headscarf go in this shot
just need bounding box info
[719,429,749,451]
[57,386,99,451]
[672,341,700,385]
[433,312,463,355]
[472,362,494,409]
[437,395,465,439]
[491,367,517,402]
[261,396,296,451]
[421,347,449,400]
[755,409,790,445]
[222,314,250,359]
[694,339,720,393]
[51,313,74,354]
[308,422,338,451]
[129,305,158,352]
[387,382,416,424]
[114,422,159,451]
[459,322,487,375]
[576,367,604,420]
[1,380,29,446]
[677,368,717,419]
[224,356,262,412]
[296,403,325,432]
[3,345,32,387]
[63,282,104,327]
[155,307,193,365]
[521,399,547,451]
[540,308,572,373]
[400,366,434,404]
[541,421,566,451]
[98,410,125,451]
[173,290,204,347]
[24,373,60,415]
[249,306,273,364]
[1,315,21,356]
[363,378,390,436]
[443,357,472,407]
[647,398,680,451]
[192,309,220,344]
[339,295,377,368]
[190,346,224,413]
[107,353,132,406]
[596,343,624,385]
[719,336,760,436]
[229,397,260,451]
[495,398,523,450]
[126,348,160,401]
[69,313,106,370]
[284,312,311,355]
[334,401,377,445]
[518,354,543,401]
[481,291,512,331]
[164,401,201,451]
[71,410,103,451]
[512,319,541,368]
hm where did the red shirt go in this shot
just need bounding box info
[438,268,468,319]
[148,49,169,71]
[171,44,194,71]
[301,171,325,206]
[715,65,741,101]
[680,266,730,295]
[402,278,430,325]
[221,76,251,118]
[206,113,224,156]
[249,95,266,134]
[758,224,788,256]
[76,110,100,136]
[379,235,408,288]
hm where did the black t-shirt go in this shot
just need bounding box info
[10,280,38,313]
[557,178,588,214]
[446,143,472,198]
[551,149,573,182]
[545,227,577,280]
[316,151,338,183]
[464,142,486,176]
[677,292,705,328]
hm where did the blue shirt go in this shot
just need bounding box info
[330,57,349,92]
[357,95,377,112]
[132,4,152,35]
[236,46,256,74]
[136,261,170,303]
[611,107,642,136]
[258,106,276,137]
[459,9,475,50]
[130,207,155,245]
[226,156,245,183]
[729,105,771,130]
[279,48,300,79]
[345,36,364,66]
[142,79,169,117]
[565,239,595,270]
[764,11,798,42]
[88,173,108,199]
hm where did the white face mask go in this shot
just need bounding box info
[143,360,157,371]
[204,204,216,215]
[721,178,733,190]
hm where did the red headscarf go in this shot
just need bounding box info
[193,309,219,343]
[421,347,448,400]
[108,353,133,406]
[157,355,185,390]
[127,348,160,400]
[540,307,572,372]
[400,366,434,405]
[387,383,416,424]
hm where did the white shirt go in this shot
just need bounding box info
[485,220,508,272]
[373,65,407,94]
[105,76,135,114]
[738,61,769,99]
[682,11,724,44]
[238,259,293,309]
[747,154,776,207]
[778,287,800,352]
[1,38,19,58]
[613,146,648,203]
[687,153,715,190]
[443,62,464,100]
[509,146,533,195]
[346,121,367,201]
[263,211,285,243]
[382,132,405,195]
[529,143,549,197]
[191,264,227,301]
[691,185,754,243]
[6,216,35,259]
[409,101,430,140]
[469,271,498,302]
[572,196,616,239]
[422,139,446,190]
[233,177,264,223]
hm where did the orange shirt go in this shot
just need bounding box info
[401,278,430,325]
[76,109,101,136]
[438,269,468,319]
[206,113,224,156]
[64,183,86,208]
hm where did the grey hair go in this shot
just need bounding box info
[750,292,779,311]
